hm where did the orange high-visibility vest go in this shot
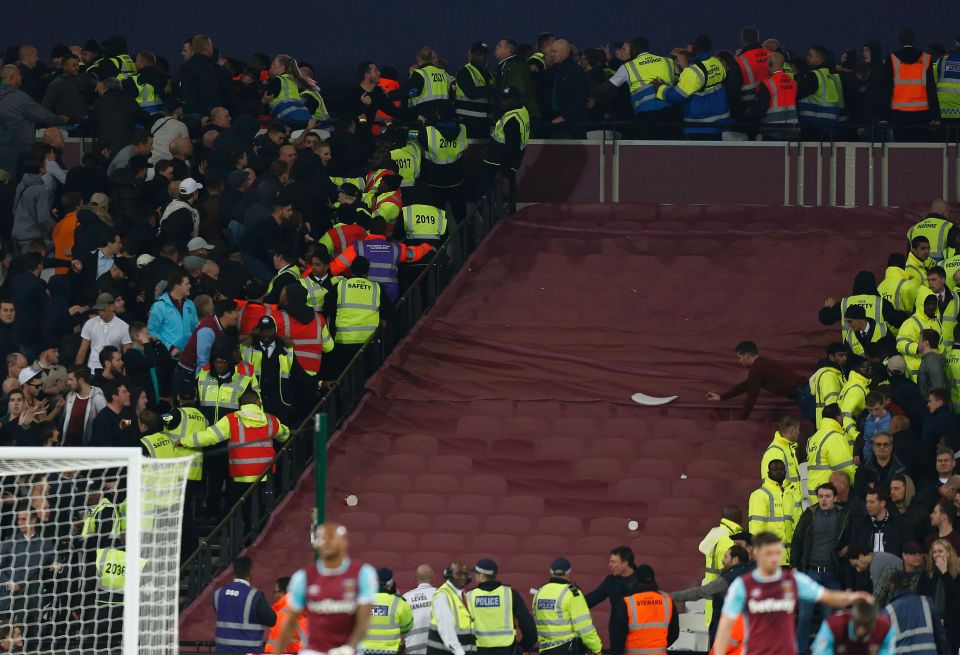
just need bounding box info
[265,593,306,652]
[225,412,282,479]
[761,71,798,124]
[624,591,673,655]
[373,78,401,135]
[891,52,932,111]
[737,48,770,97]
[285,314,330,376]
[726,615,745,655]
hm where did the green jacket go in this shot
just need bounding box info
[497,57,540,119]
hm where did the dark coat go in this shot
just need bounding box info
[93,89,154,154]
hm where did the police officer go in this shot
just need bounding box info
[427,561,476,655]
[467,559,537,655]
[240,316,298,423]
[407,47,452,118]
[361,568,414,655]
[213,556,277,653]
[883,570,950,654]
[610,565,678,655]
[455,42,495,137]
[797,46,845,136]
[532,558,602,655]
[936,38,960,125]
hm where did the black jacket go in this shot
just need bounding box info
[853,455,908,499]
[179,53,234,115]
[848,510,907,557]
[609,581,679,655]
[108,168,146,230]
[791,504,851,572]
[93,89,154,154]
[548,57,588,123]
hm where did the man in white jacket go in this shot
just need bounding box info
[61,365,106,446]
[403,564,437,655]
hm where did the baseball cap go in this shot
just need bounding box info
[18,367,41,386]
[93,292,115,310]
[258,316,277,330]
[81,39,101,54]
[179,178,204,195]
[136,254,155,268]
[187,237,214,252]
[902,541,924,555]
[550,558,572,575]
[474,558,498,576]
[470,41,490,55]
[886,355,907,374]
[844,305,867,320]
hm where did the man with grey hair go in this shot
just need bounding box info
[0,64,66,177]
[402,564,437,655]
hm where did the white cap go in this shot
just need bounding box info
[18,367,40,386]
[187,236,214,251]
[136,254,155,268]
[179,178,204,195]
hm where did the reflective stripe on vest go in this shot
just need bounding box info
[391,144,422,187]
[798,69,843,122]
[886,596,938,655]
[809,430,854,471]
[891,53,932,111]
[356,240,400,288]
[198,370,247,420]
[301,88,331,120]
[737,49,770,100]
[215,583,266,648]
[140,432,176,458]
[624,591,672,655]
[762,71,798,124]
[491,108,531,147]
[336,278,381,343]
[624,55,674,113]
[840,295,884,344]
[133,75,161,109]
[424,124,466,164]
[455,63,491,119]
[363,593,403,653]
[402,205,447,241]
[469,585,514,648]
[82,497,119,537]
[749,484,788,525]
[936,54,960,118]
[226,413,279,479]
[686,59,731,124]
[410,66,451,107]
[428,584,476,653]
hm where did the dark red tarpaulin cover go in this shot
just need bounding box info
[180,202,914,643]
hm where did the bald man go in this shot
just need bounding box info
[745,51,799,138]
[404,564,438,655]
[275,522,377,655]
[0,64,65,176]
[547,38,588,137]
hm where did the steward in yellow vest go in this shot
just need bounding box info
[837,361,871,447]
[748,460,799,564]
[907,200,956,261]
[760,418,802,493]
[361,568,414,655]
[906,236,933,286]
[467,559,537,654]
[427,562,476,655]
[805,404,857,504]
[809,343,849,427]
[533,558,601,655]
[896,295,943,379]
[698,511,743,626]
[819,271,910,339]
[878,254,921,314]
[915,265,960,349]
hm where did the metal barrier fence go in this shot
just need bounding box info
[178,181,508,614]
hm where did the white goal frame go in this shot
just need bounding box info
[0,447,150,655]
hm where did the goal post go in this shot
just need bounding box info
[0,447,192,655]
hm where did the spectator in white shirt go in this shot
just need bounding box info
[75,293,131,371]
[149,97,189,164]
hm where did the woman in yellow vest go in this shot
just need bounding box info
[263,54,315,122]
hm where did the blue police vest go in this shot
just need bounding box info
[884,592,939,655]
[356,240,401,301]
[213,581,267,652]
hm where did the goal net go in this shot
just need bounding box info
[0,447,192,655]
